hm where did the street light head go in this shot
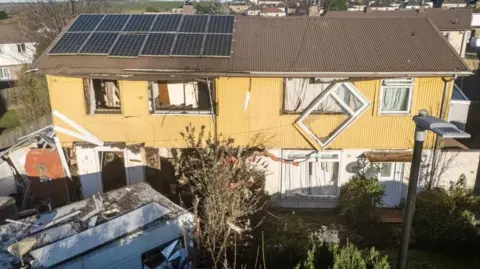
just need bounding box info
[418,109,429,117]
[413,115,470,139]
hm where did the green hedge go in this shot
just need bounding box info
[338,175,385,223]
[413,178,480,253]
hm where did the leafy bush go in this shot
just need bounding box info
[295,242,390,269]
[413,177,480,253]
[145,6,159,12]
[339,175,385,223]
[0,10,7,20]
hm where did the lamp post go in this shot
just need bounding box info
[397,109,470,269]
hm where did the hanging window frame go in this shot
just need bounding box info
[379,78,414,115]
[148,79,215,116]
[294,82,370,149]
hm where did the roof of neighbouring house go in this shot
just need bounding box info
[0,183,191,269]
[32,15,470,78]
[260,7,284,13]
[0,24,34,44]
[323,8,473,30]
[246,5,260,10]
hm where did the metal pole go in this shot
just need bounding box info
[397,111,427,269]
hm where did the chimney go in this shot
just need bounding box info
[183,2,195,14]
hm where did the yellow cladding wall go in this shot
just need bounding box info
[47,75,451,149]
[47,76,213,147]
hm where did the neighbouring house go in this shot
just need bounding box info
[259,7,286,16]
[324,9,472,58]
[31,14,474,209]
[245,6,261,15]
[0,24,36,84]
[229,3,251,13]
[0,183,195,269]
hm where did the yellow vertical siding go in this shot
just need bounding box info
[47,76,213,147]
[47,75,451,149]
[215,77,450,149]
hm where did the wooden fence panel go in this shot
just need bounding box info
[0,114,53,149]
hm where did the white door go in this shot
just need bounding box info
[281,150,340,198]
[377,163,405,207]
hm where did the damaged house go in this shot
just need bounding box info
[31,14,476,208]
[0,183,195,269]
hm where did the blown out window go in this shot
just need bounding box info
[83,79,121,114]
[148,80,213,114]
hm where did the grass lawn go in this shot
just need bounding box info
[0,110,20,133]
[112,1,183,13]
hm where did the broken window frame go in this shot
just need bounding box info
[283,78,352,115]
[148,79,215,115]
[379,78,414,115]
[83,78,122,115]
[294,82,370,148]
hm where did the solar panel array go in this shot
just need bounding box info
[48,14,235,58]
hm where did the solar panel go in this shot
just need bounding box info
[141,33,176,56]
[207,16,234,34]
[109,34,147,57]
[179,15,208,33]
[68,14,104,32]
[171,33,204,56]
[202,34,232,57]
[96,14,130,32]
[151,14,183,32]
[49,33,91,54]
[124,14,157,32]
[79,32,119,54]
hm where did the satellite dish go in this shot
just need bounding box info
[8,238,37,268]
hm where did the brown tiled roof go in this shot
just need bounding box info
[324,9,472,30]
[261,7,284,13]
[32,16,470,77]
[0,24,34,44]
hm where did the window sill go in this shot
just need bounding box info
[93,110,122,115]
[152,111,213,116]
[378,112,411,116]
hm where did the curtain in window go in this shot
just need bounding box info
[282,159,339,197]
[285,78,344,113]
[381,87,410,112]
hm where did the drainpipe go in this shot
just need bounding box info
[428,76,455,189]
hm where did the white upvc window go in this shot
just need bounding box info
[281,150,341,198]
[379,78,414,114]
[0,68,11,80]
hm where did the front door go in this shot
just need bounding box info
[378,163,405,207]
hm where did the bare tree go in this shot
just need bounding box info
[17,0,114,58]
[173,125,267,269]
[420,148,459,190]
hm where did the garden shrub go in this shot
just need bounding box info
[339,175,385,223]
[413,177,480,253]
[295,242,390,269]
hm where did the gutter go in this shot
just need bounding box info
[122,69,473,78]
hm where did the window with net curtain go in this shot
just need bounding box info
[284,78,363,114]
[380,78,414,114]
